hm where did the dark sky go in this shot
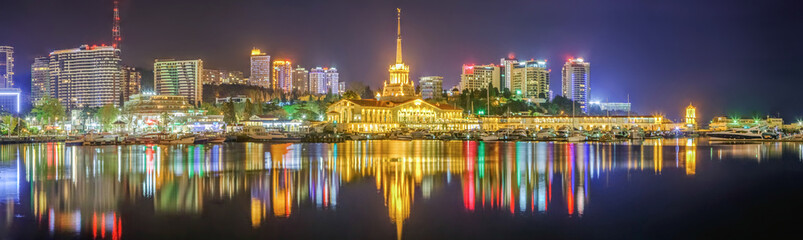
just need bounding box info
[2,0,802,121]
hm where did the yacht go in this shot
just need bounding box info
[567,131,586,142]
[480,132,499,141]
[708,127,763,140]
[245,127,293,141]
[389,131,413,140]
[536,128,557,139]
[160,135,195,144]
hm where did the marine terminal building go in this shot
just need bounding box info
[326,99,473,132]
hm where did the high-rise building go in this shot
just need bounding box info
[459,64,500,92]
[419,76,443,99]
[49,45,122,110]
[0,88,20,114]
[154,59,203,106]
[31,57,50,103]
[339,82,346,95]
[509,59,550,99]
[203,69,244,85]
[310,67,326,94]
[562,58,590,113]
[380,8,415,100]
[309,67,339,95]
[292,66,309,93]
[0,46,13,88]
[326,68,340,94]
[250,48,271,88]
[121,66,141,102]
[500,57,517,91]
[273,60,293,93]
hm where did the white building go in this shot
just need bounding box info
[49,45,122,110]
[30,57,50,103]
[0,46,13,88]
[250,48,271,88]
[562,58,590,113]
[154,59,203,106]
[419,76,443,99]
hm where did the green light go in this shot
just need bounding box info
[478,110,485,115]
[516,90,521,95]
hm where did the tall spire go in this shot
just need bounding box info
[113,0,121,49]
[395,8,402,64]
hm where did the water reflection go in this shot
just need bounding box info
[1,139,802,239]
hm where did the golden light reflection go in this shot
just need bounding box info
[8,139,797,238]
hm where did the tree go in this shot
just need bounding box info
[97,104,120,131]
[361,86,375,99]
[200,102,221,115]
[160,111,173,131]
[1,115,18,136]
[242,99,254,120]
[30,96,66,126]
[342,90,361,100]
[222,101,237,124]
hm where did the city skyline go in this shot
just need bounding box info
[0,0,801,120]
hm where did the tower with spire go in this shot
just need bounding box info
[380,8,416,101]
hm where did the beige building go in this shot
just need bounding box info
[460,64,500,92]
[509,60,549,99]
[480,115,667,131]
[419,76,443,99]
[203,69,245,85]
[326,98,473,132]
[121,66,141,102]
[154,59,203,106]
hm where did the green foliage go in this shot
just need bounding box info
[242,99,254,120]
[1,115,19,136]
[342,90,361,100]
[222,101,237,124]
[30,96,66,125]
[200,103,221,115]
[97,104,120,131]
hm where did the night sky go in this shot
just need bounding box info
[2,0,801,121]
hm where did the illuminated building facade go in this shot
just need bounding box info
[0,88,20,113]
[380,9,416,101]
[250,48,271,88]
[459,64,500,92]
[292,66,308,93]
[419,76,443,99]
[685,103,696,128]
[326,98,471,132]
[310,67,339,94]
[509,59,549,99]
[203,69,245,85]
[480,115,667,131]
[500,57,517,90]
[273,60,293,93]
[154,59,203,106]
[121,66,141,102]
[0,46,13,88]
[30,57,50,103]
[562,58,590,113]
[589,101,631,112]
[310,67,326,94]
[327,68,340,94]
[49,45,122,110]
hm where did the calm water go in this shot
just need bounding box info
[1,139,802,239]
